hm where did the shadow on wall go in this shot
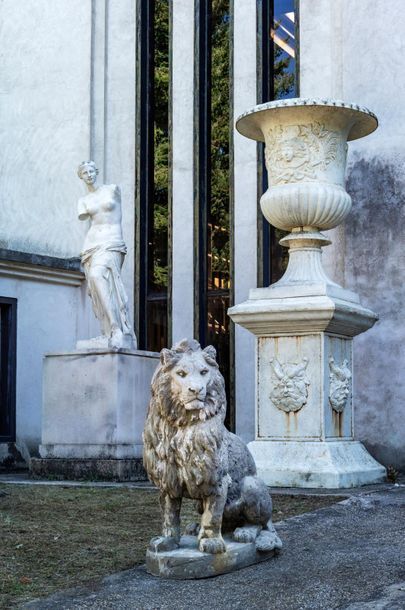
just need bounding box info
[345,155,405,472]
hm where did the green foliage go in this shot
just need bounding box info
[152,0,170,289]
[210,0,230,277]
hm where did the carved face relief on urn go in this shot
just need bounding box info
[269,357,310,413]
[236,99,378,233]
[264,122,345,186]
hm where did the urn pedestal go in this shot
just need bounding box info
[229,99,386,488]
[31,348,159,481]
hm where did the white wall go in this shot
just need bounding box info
[0,0,138,458]
[102,0,137,312]
[0,273,88,457]
[0,0,136,279]
[300,0,405,468]
[0,0,91,259]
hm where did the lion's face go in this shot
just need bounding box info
[144,339,226,495]
[169,351,212,411]
[149,339,225,426]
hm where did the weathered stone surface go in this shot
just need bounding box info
[38,349,158,468]
[248,440,386,488]
[143,339,282,569]
[146,534,277,579]
[299,0,405,474]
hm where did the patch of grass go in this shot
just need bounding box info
[0,484,342,609]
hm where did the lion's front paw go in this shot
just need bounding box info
[233,525,261,544]
[255,530,283,552]
[199,536,226,554]
[148,536,179,553]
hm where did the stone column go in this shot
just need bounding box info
[228,98,386,488]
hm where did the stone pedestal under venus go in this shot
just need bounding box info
[229,98,386,488]
[31,349,158,481]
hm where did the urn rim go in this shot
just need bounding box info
[236,97,378,143]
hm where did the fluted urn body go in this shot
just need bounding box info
[236,98,377,234]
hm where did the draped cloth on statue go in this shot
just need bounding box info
[81,241,134,340]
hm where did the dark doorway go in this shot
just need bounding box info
[136,0,172,353]
[0,297,17,442]
[194,0,235,431]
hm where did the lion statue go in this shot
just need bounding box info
[143,338,282,555]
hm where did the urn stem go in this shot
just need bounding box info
[273,229,338,288]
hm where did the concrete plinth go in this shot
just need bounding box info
[31,348,159,481]
[146,535,277,579]
[248,440,386,488]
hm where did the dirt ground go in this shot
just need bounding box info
[0,484,343,609]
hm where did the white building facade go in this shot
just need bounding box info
[0,0,403,473]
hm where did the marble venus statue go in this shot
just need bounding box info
[76,161,136,350]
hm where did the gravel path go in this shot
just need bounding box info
[22,486,405,610]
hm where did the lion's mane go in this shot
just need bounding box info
[143,339,227,498]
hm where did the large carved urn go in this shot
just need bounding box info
[236,98,377,291]
[228,98,386,488]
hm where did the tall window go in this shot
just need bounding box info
[0,298,17,442]
[195,0,234,429]
[136,0,171,352]
[258,0,299,286]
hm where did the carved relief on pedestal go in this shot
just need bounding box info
[329,356,352,413]
[264,122,344,185]
[269,357,310,413]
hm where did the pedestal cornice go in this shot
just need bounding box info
[228,287,378,337]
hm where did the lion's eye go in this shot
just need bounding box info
[177,370,187,378]
[200,369,209,376]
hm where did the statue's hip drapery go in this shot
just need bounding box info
[81,241,134,339]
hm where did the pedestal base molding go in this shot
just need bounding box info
[30,457,146,481]
[248,440,386,489]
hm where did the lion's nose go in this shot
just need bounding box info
[188,386,203,395]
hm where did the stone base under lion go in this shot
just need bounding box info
[146,534,279,579]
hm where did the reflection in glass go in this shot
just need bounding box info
[208,0,232,416]
[273,0,297,99]
[262,0,299,284]
[147,0,170,352]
